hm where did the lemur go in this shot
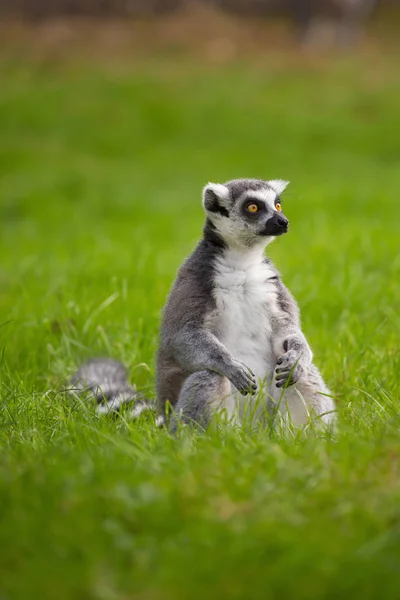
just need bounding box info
[71,178,336,429]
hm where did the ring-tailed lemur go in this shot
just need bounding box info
[71,178,336,429]
[157,178,335,428]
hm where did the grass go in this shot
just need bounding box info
[0,44,400,599]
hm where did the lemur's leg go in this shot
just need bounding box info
[269,363,336,427]
[169,370,234,432]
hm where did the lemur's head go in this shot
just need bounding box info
[202,178,289,248]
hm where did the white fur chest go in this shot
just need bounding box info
[212,248,278,383]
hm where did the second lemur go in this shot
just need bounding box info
[157,178,336,428]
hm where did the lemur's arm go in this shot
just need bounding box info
[271,280,313,388]
[171,327,258,395]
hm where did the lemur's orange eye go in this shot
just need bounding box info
[247,203,259,213]
[275,202,282,212]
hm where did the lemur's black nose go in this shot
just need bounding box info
[276,215,289,230]
[260,213,289,237]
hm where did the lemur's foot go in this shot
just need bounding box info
[275,350,306,388]
[228,360,258,395]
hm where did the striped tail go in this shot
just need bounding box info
[69,358,157,420]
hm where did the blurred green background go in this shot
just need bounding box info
[0,4,400,599]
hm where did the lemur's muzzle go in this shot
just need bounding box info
[260,214,289,236]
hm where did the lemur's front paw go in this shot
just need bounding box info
[274,350,305,388]
[229,360,258,395]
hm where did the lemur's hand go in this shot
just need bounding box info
[274,349,306,388]
[227,360,258,395]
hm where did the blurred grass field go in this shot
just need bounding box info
[0,41,400,599]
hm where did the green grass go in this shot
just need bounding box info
[1,50,400,599]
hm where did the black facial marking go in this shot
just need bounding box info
[209,200,229,218]
[204,189,229,218]
[241,198,266,219]
[203,218,227,250]
[259,213,288,236]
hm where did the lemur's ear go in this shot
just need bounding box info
[268,180,289,195]
[202,183,230,217]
